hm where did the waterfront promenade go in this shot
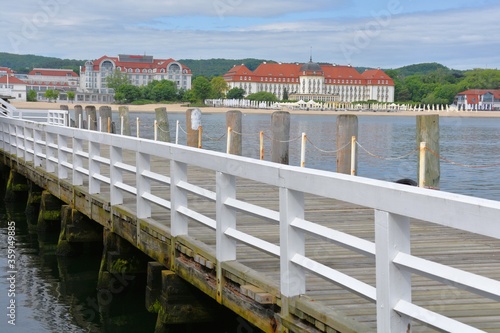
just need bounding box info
[1,108,500,332]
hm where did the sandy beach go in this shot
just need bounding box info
[10,100,500,118]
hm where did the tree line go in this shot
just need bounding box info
[385,63,500,105]
[3,53,500,104]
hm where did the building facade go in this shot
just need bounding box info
[79,54,192,95]
[25,68,79,101]
[223,59,395,103]
[455,89,500,110]
[0,75,27,102]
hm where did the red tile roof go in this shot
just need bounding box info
[28,68,78,77]
[0,76,27,84]
[223,62,394,86]
[83,55,192,74]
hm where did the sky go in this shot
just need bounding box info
[1,0,500,70]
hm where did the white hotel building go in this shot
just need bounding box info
[223,58,395,103]
[79,54,192,95]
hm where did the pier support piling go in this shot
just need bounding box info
[5,169,28,202]
[99,106,113,133]
[74,105,83,128]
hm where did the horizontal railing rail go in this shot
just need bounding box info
[1,116,500,332]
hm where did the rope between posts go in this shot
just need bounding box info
[425,147,500,169]
[356,142,419,160]
[262,132,303,143]
[306,137,350,154]
[204,132,227,141]
[231,130,263,137]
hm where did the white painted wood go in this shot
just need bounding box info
[375,210,412,333]
[394,252,500,302]
[72,137,84,186]
[89,141,101,194]
[280,188,305,298]
[216,172,237,262]
[57,134,68,180]
[110,146,123,206]
[291,217,376,258]
[136,152,151,219]
[291,253,377,302]
[394,300,484,333]
[224,227,280,257]
[224,197,279,223]
[170,160,188,236]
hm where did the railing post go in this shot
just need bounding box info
[216,171,237,303]
[72,136,83,186]
[89,140,100,194]
[280,187,305,317]
[170,160,188,271]
[46,132,56,173]
[110,146,123,205]
[136,152,151,219]
[375,210,412,332]
[33,127,43,168]
[24,126,33,163]
[57,134,68,179]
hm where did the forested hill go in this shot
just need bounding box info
[0,52,83,74]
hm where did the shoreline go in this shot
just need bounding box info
[10,101,500,118]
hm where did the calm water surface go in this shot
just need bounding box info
[1,111,499,332]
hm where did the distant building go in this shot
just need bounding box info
[0,75,27,102]
[455,89,500,110]
[25,68,79,102]
[223,58,395,103]
[78,54,192,102]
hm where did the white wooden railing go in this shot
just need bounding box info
[1,116,500,332]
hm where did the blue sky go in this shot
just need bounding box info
[2,0,499,70]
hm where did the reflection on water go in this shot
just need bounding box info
[0,186,260,333]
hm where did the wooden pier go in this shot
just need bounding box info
[1,114,500,333]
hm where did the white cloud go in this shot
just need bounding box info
[1,1,499,70]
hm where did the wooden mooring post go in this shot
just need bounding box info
[74,105,83,128]
[271,111,290,164]
[226,110,242,155]
[119,106,132,136]
[336,115,358,174]
[417,114,440,189]
[186,108,202,148]
[155,107,171,142]
[85,105,97,131]
[99,106,113,133]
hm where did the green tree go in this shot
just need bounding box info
[246,91,277,102]
[191,76,212,103]
[115,84,142,103]
[106,69,130,91]
[226,87,245,100]
[67,91,75,103]
[143,80,177,102]
[27,90,37,102]
[44,89,59,102]
[282,88,289,101]
[210,76,228,99]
